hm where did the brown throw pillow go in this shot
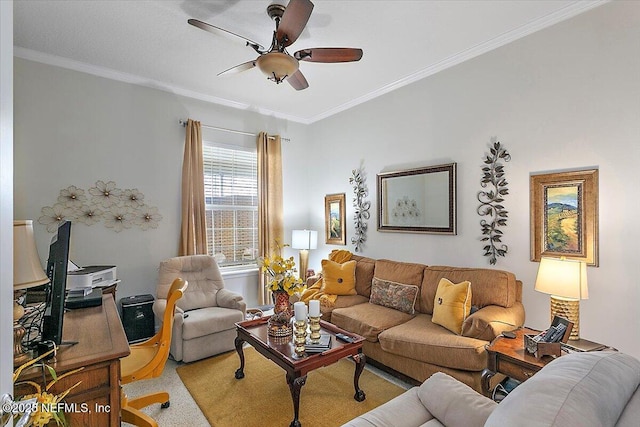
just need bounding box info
[369,277,419,314]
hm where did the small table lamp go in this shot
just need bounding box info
[534,256,588,340]
[13,220,50,366]
[291,230,318,281]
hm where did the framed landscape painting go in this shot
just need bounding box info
[325,193,346,245]
[530,169,598,266]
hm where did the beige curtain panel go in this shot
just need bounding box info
[180,119,207,256]
[257,132,284,305]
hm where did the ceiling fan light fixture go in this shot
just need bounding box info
[256,52,299,84]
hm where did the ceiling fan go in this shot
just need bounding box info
[188,0,363,91]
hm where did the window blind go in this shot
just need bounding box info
[203,142,258,267]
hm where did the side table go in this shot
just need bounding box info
[482,327,552,395]
[482,327,610,395]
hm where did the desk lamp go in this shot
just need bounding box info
[291,230,318,281]
[534,256,588,340]
[13,220,50,366]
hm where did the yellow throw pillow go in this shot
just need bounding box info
[432,278,472,335]
[321,259,357,296]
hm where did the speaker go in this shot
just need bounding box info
[120,294,155,343]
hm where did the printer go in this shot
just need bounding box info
[66,265,117,289]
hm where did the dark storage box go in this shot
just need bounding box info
[120,294,155,343]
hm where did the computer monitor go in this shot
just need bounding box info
[42,220,72,345]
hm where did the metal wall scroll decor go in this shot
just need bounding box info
[38,180,163,233]
[477,138,511,265]
[349,166,370,252]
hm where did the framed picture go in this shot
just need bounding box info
[530,169,598,266]
[377,163,457,234]
[325,193,346,245]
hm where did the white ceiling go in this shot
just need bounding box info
[13,0,606,124]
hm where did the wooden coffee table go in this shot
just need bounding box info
[235,316,367,427]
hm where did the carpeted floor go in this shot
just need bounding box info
[176,347,407,427]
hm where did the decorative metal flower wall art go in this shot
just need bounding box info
[38,180,163,233]
[477,137,511,265]
[349,166,370,252]
[39,205,73,233]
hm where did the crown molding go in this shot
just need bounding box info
[13,47,310,124]
[308,0,609,124]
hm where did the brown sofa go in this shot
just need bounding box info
[311,254,525,392]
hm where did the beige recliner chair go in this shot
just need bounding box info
[153,255,246,363]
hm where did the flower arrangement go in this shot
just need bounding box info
[258,242,305,296]
[4,348,83,427]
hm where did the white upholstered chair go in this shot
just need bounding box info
[153,255,246,363]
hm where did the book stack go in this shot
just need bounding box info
[305,334,331,353]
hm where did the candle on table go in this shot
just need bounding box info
[309,299,320,317]
[294,301,307,321]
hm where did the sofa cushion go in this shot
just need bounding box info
[370,277,419,314]
[331,303,414,342]
[617,387,640,427]
[485,351,640,427]
[181,306,244,340]
[431,278,472,335]
[158,255,223,312]
[321,259,357,295]
[378,314,488,371]
[320,294,370,320]
[374,259,425,288]
[419,372,496,427]
[349,254,376,297]
[419,266,517,314]
[341,387,435,427]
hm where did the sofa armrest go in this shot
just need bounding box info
[306,273,322,288]
[461,302,525,341]
[418,372,497,427]
[216,288,247,314]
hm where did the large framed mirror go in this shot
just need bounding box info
[377,163,457,234]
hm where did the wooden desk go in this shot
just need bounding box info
[14,295,130,426]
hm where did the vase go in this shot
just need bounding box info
[268,290,293,337]
[273,290,291,316]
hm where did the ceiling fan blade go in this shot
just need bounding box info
[287,70,309,91]
[276,0,314,47]
[217,60,257,76]
[294,48,363,63]
[188,19,264,51]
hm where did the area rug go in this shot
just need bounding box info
[176,347,406,426]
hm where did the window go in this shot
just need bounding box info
[203,141,258,268]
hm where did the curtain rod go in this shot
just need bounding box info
[178,120,290,142]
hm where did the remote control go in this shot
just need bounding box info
[335,333,355,343]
